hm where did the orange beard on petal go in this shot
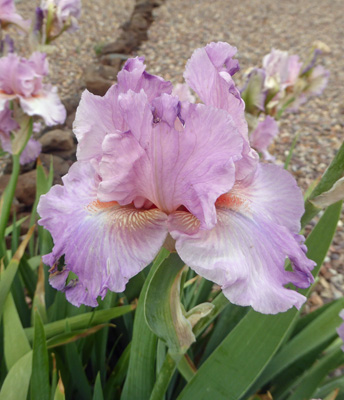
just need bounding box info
[215,193,247,211]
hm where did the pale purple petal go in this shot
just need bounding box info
[0,0,30,31]
[20,138,42,165]
[0,34,14,54]
[184,42,247,141]
[98,92,243,229]
[169,208,315,314]
[172,83,195,103]
[40,0,81,33]
[74,58,172,163]
[226,163,305,233]
[307,65,329,96]
[202,42,240,76]
[263,49,302,89]
[0,102,17,154]
[184,42,258,181]
[19,85,66,126]
[287,55,302,86]
[29,51,49,76]
[117,57,173,101]
[38,161,168,307]
[0,101,18,134]
[337,310,344,352]
[73,86,122,162]
[250,116,279,159]
[263,49,290,87]
[152,93,180,128]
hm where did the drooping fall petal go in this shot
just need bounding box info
[38,161,168,307]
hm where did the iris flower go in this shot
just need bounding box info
[0,103,43,164]
[0,0,30,31]
[0,52,66,126]
[40,0,81,34]
[263,49,302,91]
[38,42,315,314]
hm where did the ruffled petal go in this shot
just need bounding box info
[169,208,315,314]
[99,91,243,229]
[184,42,247,141]
[73,86,123,162]
[184,42,259,181]
[117,57,173,101]
[19,85,66,126]
[224,163,305,233]
[38,161,168,307]
[74,58,172,163]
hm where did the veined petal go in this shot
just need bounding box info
[74,58,172,163]
[73,86,123,162]
[225,163,305,233]
[184,42,247,141]
[38,161,168,307]
[19,85,66,126]
[99,92,243,229]
[169,209,315,314]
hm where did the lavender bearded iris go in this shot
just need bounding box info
[0,0,30,31]
[38,42,315,314]
[0,52,66,125]
[40,0,81,34]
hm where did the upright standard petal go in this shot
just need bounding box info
[184,42,259,181]
[98,91,243,229]
[184,42,246,138]
[117,57,173,101]
[73,86,121,162]
[169,163,314,314]
[74,57,173,163]
[38,161,168,307]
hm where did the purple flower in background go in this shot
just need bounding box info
[41,0,81,35]
[0,101,18,142]
[38,43,315,314]
[0,0,30,31]
[0,52,66,125]
[0,34,14,55]
[263,49,302,91]
[0,102,42,164]
[250,116,279,161]
[337,310,344,351]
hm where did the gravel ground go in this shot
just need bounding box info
[14,0,135,98]
[8,0,344,309]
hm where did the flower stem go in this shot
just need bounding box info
[149,353,177,400]
[177,354,197,382]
